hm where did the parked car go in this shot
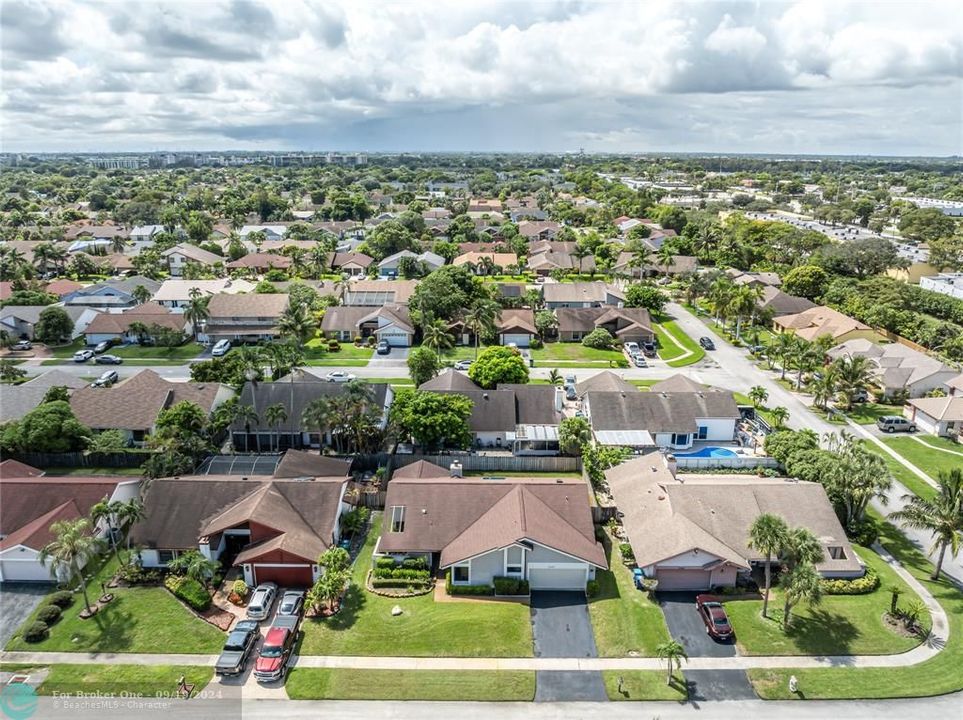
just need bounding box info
[91,370,119,387]
[214,624,259,676]
[641,340,657,357]
[624,341,641,357]
[565,385,578,401]
[325,371,356,383]
[565,374,577,386]
[93,340,112,354]
[453,359,473,371]
[851,388,870,403]
[277,590,305,618]
[246,582,278,621]
[699,337,716,350]
[376,340,391,355]
[253,627,295,683]
[876,416,917,434]
[696,595,734,641]
[632,355,647,368]
[11,340,32,351]
[73,349,95,363]
[211,339,232,357]
[95,354,123,365]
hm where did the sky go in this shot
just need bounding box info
[1,0,961,156]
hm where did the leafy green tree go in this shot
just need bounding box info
[407,346,440,387]
[168,549,220,589]
[748,385,768,408]
[534,310,558,339]
[410,265,488,323]
[890,468,963,581]
[365,220,416,260]
[1,400,90,453]
[468,345,529,388]
[558,417,591,456]
[86,429,127,454]
[389,389,473,450]
[42,385,70,403]
[782,265,829,300]
[39,518,105,615]
[898,207,956,244]
[132,284,153,305]
[748,513,789,618]
[830,354,876,410]
[582,445,630,488]
[34,306,74,345]
[624,283,668,313]
[581,327,614,350]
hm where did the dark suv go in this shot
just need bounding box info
[699,337,716,350]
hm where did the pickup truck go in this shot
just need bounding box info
[271,613,301,634]
[214,620,259,676]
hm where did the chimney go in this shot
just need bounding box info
[665,454,677,479]
[450,461,463,478]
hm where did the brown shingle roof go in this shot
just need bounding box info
[391,459,450,479]
[418,369,480,392]
[206,293,289,319]
[497,308,537,335]
[274,449,352,478]
[84,305,186,335]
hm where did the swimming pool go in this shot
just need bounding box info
[674,446,738,458]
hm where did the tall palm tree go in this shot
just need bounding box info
[265,403,288,453]
[310,245,330,278]
[110,236,127,254]
[40,518,105,616]
[463,300,499,360]
[183,295,210,342]
[235,404,260,453]
[748,385,768,409]
[422,317,454,361]
[572,244,591,275]
[693,222,721,262]
[890,469,963,581]
[781,526,824,571]
[303,397,332,449]
[656,244,675,278]
[132,284,152,305]
[809,369,838,411]
[90,498,123,567]
[781,562,823,630]
[730,284,763,340]
[708,277,735,328]
[115,498,145,564]
[793,342,823,391]
[169,550,220,590]
[830,354,876,410]
[656,639,688,686]
[278,301,318,345]
[748,513,789,618]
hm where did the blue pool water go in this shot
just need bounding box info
[674,446,738,458]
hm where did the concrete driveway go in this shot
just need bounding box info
[657,592,736,658]
[530,591,607,702]
[0,583,49,646]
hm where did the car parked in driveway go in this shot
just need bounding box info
[624,341,641,357]
[211,339,232,357]
[277,590,304,619]
[91,370,119,387]
[93,340,112,354]
[11,340,32,351]
[632,355,647,367]
[695,594,734,641]
[453,359,473,371]
[876,416,917,433]
[73,349,95,363]
[253,626,295,683]
[376,340,391,355]
[641,340,657,357]
[699,337,716,350]
[246,582,278,621]
[95,354,123,365]
[325,370,356,383]
[215,622,259,676]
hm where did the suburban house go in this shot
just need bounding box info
[153,278,256,310]
[773,305,874,343]
[70,369,232,445]
[517,220,561,241]
[0,462,140,582]
[827,339,958,399]
[726,269,783,288]
[226,252,293,273]
[44,279,85,299]
[755,286,817,318]
[606,452,864,591]
[0,305,99,341]
[574,370,637,398]
[584,389,740,449]
[543,282,625,309]
[230,379,393,451]
[904,397,963,439]
[375,476,607,592]
[238,225,288,242]
[528,251,596,276]
[948,373,963,397]
[0,370,88,424]
[554,307,654,343]
[61,276,160,310]
[199,293,290,343]
[327,252,374,276]
[84,302,189,345]
[452,252,519,274]
[321,304,414,346]
[131,475,349,587]
[342,279,418,306]
[496,309,537,347]
[377,250,445,277]
[161,243,223,276]
[129,224,169,244]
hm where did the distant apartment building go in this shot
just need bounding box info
[919,273,963,301]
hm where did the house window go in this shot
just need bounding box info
[453,564,470,584]
[505,546,523,576]
[697,426,708,440]
[671,433,690,446]
[828,546,847,560]
[157,549,178,564]
[390,506,406,533]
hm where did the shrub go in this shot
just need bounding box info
[847,517,880,547]
[231,579,249,598]
[165,575,211,611]
[445,571,493,596]
[375,557,397,570]
[821,567,880,595]
[49,590,74,608]
[366,336,377,346]
[36,604,62,625]
[594,525,606,541]
[373,566,431,581]
[493,577,530,595]
[327,340,341,352]
[618,543,635,561]
[528,336,543,349]
[582,328,614,349]
[117,564,161,585]
[586,580,600,598]
[371,578,431,590]
[23,621,49,643]
[401,557,428,571]
[353,336,363,345]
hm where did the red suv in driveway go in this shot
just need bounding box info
[695,594,734,641]
[253,627,294,683]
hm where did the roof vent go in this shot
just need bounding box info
[483,393,489,399]
[661,392,668,399]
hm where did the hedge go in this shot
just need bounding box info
[371,578,431,590]
[165,575,212,611]
[821,567,880,595]
[49,590,74,608]
[445,571,493,596]
[372,566,431,581]
[618,543,635,561]
[117,564,162,585]
[493,577,529,596]
[36,604,62,625]
[23,621,49,643]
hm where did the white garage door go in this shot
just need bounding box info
[0,560,53,582]
[501,334,531,348]
[656,569,711,591]
[378,330,410,347]
[528,566,587,591]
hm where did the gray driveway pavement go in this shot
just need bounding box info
[0,583,49,646]
[657,592,736,658]
[530,591,606,702]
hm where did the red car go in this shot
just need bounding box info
[695,594,734,641]
[253,627,293,683]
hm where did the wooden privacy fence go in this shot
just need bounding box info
[9,450,149,470]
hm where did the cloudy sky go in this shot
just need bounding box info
[2,1,961,155]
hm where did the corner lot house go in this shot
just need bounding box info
[904,396,963,439]
[773,305,874,343]
[200,293,290,343]
[606,453,864,591]
[132,475,348,587]
[828,339,958,399]
[376,476,606,591]
[0,462,140,582]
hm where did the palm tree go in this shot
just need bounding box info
[656,244,675,278]
[769,406,789,429]
[781,562,823,630]
[132,284,152,305]
[730,284,763,340]
[303,397,332,449]
[422,317,454,361]
[770,333,798,379]
[792,342,823,391]
[656,639,687,686]
[183,295,210,342]
[890,469,963,581]
[548,369,562,386]
[748,385,768,409]
[110,236,127,254]
[235,404,260,452]
[830,354,876,410]
[572,244,591,275]
[708,277,735,328]
[114,498,145,564]
[463,299,499,360]
[310,245,330,278]
[90,498,123,567]
[781,526,825,571]
[809,369,838,411]
[168,549,220,590]
[265,403,288,453]
[39,518,105,616]
[278,301,318,345]
[748,513,789,618]
[693,222,721,262]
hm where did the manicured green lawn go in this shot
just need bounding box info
[884,437,962,481]
[843,403,906,425]
[726,546,927,656]
[588,537,669,657]
[870,450,938,502]
[286,669,536,701]
[603,671,687,701]
[6,557,224,654]
[304,338,373,365]
[48,338,86,357]
[748,515,963,699]
[532,342,627,368]
[298,514,533,657]
[111,343,205,361]
[653,316,705,368]
[440,345,488,363]
[27,665,213,697]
